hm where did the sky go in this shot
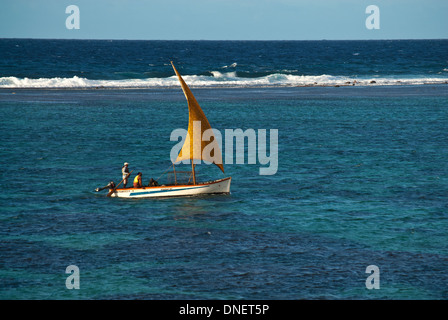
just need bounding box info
[0,0,447,40]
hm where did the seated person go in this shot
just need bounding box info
[133,172,143,188]
[149,178,159,187]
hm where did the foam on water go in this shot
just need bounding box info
[1,74,447,89]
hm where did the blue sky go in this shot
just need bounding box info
[1,0,447,40]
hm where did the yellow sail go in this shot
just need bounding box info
[171,62,224,173]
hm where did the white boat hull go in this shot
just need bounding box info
[109,177,231,198]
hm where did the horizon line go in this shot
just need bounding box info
[1,37,447,42]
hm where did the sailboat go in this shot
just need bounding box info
[107,62,231,198]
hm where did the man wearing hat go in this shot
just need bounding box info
[122,162,130,188]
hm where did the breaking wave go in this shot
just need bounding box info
[1,73,447,89]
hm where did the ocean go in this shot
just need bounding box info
[0,39,447,301]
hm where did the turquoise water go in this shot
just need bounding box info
[1,85,447,299]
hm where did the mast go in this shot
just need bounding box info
[173,163,177,185]
[191,162,196,185]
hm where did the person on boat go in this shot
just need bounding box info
[122,162,130,188]
[133,172,143,188]
[149,178,159,187]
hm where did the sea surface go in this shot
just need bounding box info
[0,39,447,300]
[1,39,448,88]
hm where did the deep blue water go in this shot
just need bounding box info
[0,40,448,300]
[1,39,447,87]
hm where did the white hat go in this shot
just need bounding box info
[124,162,129,166]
